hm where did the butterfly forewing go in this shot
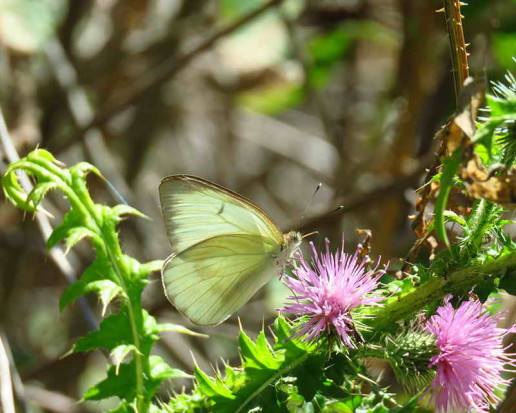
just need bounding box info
[159,175,284,254]
[162,234,282,325]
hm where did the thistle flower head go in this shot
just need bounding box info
[278,239,385,347]
[424,297,516,412]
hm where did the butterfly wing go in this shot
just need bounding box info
[159,175,284,254]
[162,234,282,325]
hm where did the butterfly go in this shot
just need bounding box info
[159,175,303,326]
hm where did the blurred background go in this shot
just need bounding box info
[0,0,515,411]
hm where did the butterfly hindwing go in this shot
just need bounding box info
[162,234,282,325]
[159,175,284,254]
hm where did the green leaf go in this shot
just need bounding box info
[156,323,208,338]
[83,356,191,403]
[112,204,149,221]
[64,227,104,255]
[69,162,103,179]
[83,361,138,402]
[46,209,83,250]
[59,259,117,310]
[239,330,281,370]
[195,366,234,399]
[27,148,61,164]
[72,310,133,353]
[24,181,60,209]
[111,344,139,374]
[434,148,462,247]
[149,355,193,381]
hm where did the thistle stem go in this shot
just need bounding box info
[368,253,516,332]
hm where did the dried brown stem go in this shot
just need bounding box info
[443,0,470,101]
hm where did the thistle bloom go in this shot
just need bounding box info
[278,239,385,347]
[424,297,516,412]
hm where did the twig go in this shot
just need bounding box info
[0,330,26,413]
[0,331,15,413]
[0,107,98,332]
[68,0,284,137]
[442,0,469,101]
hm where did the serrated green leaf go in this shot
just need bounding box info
[434,148,462,247]
[239,330,281,370]
[150,355,192,381]
[25,181,60,209]
[64,227,102,255]
[27,148,60,164]
[70,162,103,178]
[59,259,116,310]
[83,361,138,402]
[72,310,133,353]
[61,279,122,315]
[112,204,149,220]
[195,366,234,399]
[83,357,190,403]
[46,209,83,250]
[111,345,138,375]
[156,323,207,338]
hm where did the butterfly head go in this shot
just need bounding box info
[282,231,303,259]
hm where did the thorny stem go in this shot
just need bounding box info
[68,176,147,412]
[443,0,470,101]
[367,253,516,332]
[8,155,148,412]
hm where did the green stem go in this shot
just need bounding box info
[75,186,147,412]
[32,158,148,412]
[368,253,516,331]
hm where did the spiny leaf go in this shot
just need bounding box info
[64,227,103,255]
[72,310,133,353]
[150,355,192,381]
[25,181,60,210]
[69,162,103,179]
[46,209,83,250]
[112,204,149,221]
[84,356,191,403]
[238,330,281,370]
[59,259,116,310]
[27,148,61,165]
[195,366,234,399]
[111,344,139,375]
[156,323,207,338]
[61,279,122,315]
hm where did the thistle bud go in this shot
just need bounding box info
[384,330,437,391]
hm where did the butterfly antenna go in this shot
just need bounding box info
[103,177,129,205]
[296,182,322,228]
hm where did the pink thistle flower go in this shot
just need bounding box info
[278,239,385,347]
[424,297,516,412]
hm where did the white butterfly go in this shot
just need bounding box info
[159,175,302,326]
